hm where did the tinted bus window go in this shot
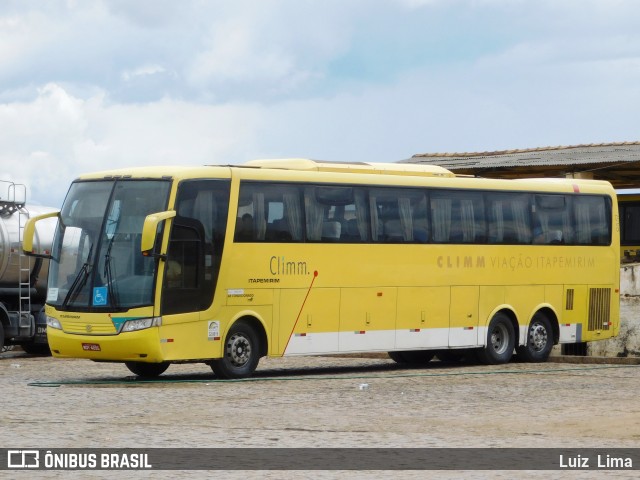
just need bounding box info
[532,194,572,245]
[431,190,485,244]
[487,192,532,244]
[370,188,428,243]
[573,195,611,245]
[620,202,640,245]
[304,185,370,242]
[236,183,304,242]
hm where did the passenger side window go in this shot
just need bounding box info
[431,190,485,243]
[304,185,369,242]
[487,193,531,244]
[236,183,303,242]
[573,196,610,245]
[370,188,428,243]
[532,195,572,245]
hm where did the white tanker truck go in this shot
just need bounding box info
[0,181,56,355]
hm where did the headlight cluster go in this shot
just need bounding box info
[46,316,62,330]
[121,317,162,332]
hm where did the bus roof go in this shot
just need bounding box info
[244,158,456,178]
[73,159,615,196]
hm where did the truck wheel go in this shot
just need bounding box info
[21,343,51,356]
[0,323,4,352]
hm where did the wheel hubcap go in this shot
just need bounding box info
[226,333,251,367]
[490,324,509,355]
[528,322,548,352]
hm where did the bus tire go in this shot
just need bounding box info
[0,322,4,352]
[125,361,170,377]
[477,313,515,365]
[388,350,434,364]
[210,321,261,379]
[516,313,553,362]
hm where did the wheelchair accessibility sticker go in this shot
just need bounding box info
[93,287,108,306]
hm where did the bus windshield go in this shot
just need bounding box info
[47,179,171,311]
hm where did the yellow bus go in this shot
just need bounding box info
[24,159,620,378]
[618,191,640,262]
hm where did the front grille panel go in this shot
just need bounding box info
[62,320,117,335]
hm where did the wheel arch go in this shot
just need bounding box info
[530,306,560,345]
[228,314,268,358]
[482,306,519,347]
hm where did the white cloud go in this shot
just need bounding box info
[0,84,265,207]
[121,64,166,81]
[2,0,640,208]
[0,11,51,71]
[187,20,301,87]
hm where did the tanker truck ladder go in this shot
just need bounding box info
[0,180,26,216]
[0,180,32,332]
[18,207,32,331]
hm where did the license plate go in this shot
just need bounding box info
[36,326,47,335]
[82,343,101,351]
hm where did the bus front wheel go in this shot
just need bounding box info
[477,313,515,365]
[516,313,553,362]
[210,321,261,379]
[125,361,170,377]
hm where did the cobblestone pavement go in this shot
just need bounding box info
[1,352,639,479]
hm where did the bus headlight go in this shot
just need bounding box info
[46,316,62,330]
[121,317,162,332]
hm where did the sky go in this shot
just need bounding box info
[1,0,640,207]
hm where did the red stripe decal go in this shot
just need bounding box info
[283,271,318,355]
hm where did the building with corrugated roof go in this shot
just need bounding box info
[403,141,640,188]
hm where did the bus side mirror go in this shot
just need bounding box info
[141,210,176,256]
[23,211,60,258]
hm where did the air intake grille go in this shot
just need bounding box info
[565,289,574,310]
[588,288,611,331]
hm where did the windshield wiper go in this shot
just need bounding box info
[103,234,120,308]
[62,243,94,307]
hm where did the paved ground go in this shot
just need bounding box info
[1,351,639,479]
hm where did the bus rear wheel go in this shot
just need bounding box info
[125,361,170,377]
[477,313,515,365]
[210,321,261,379]
[516,313,553,362]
